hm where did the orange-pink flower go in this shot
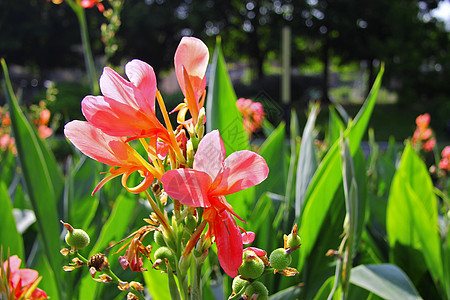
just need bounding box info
[439,146,450,171]
[64,121,157,194]
[236,98,265,135]
[171,37,209,127]
[1,255,48,299]
[160,130,269,277]
[411,113,435,152]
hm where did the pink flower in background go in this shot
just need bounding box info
[161,130,269,277]
[1,255,48,299]
[411,113,435,152]
[439,146,450,171]
[80,0,104,12]
[236,98,265,135]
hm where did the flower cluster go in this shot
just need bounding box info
[236,98,265,136]
[0,101,53,155]
[439,146,450,172]
[63,37,270,284]
[1,255,48,299]
[411,113,436,152]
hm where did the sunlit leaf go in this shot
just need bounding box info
[0,181,24,258]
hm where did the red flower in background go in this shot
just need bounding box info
[412,113,435,152]
[439,146,450,171]
[236,98,265,135]
[1,255,48,299]
[161,130,269,277]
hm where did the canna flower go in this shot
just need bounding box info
[64,120,158,194]
[171,37,209,127]
[236,98,265,135]
[439,146,450,171]
[160,130,269,277]
[81,59,184,163]
[411,113,435,152]
[80,0,104,12]
[1,255,48,299]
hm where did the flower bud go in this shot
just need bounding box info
[286,233,301,249]
[269,248,292,270]
[238,251,264,279]
[232,276,249,293]
[245,281,269,300]
[62,221,90,250]
[154,230,166,247]
[154,247,176,271]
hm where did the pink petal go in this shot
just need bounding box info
[210,150,269,196]
[3,255,21,273]
[31,288,48,299]
[82,95,158,137]
[213,211,243,278]
[12,269,38,287]
[125,59,156,114]
[174,37,209,99]
[64,121,136,167]
[244,247,267,257]
[193,130,225,179]
[161,169,212,207]
[242,231,255,244]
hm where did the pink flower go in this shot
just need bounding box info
[172,37,209,126]
[2,255,48,299]
[81,60,168,140]
[236,98,265,135]
[416,113,430,129]
[439,158,449,171]
[64,120,157,194]
[422,137,436,152]
[442,146,450,159]
[80,0,104,11]
[160,130,269,277]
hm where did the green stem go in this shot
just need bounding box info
[190,259,203,300]
[66,0,99,94]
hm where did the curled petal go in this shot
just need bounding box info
[161,169,212,207]
[210,150,269,196]
[121,169,154,194]
[175,37,209,100]
[213,211,243,278]
[193,130,225,179]
[242,231,255,244]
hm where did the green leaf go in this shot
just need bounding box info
[326,105,345,148]
[206,37,249,154]
[313,276,335,300]
[295,103,319,218]
[350,264,422,300]
[386,143,443,290]
[257,122,286,199]
[298,65,384,272]
[0,181,24,258]
[2,59,63,295]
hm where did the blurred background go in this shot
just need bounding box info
[1,0,450,142]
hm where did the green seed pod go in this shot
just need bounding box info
[65,229,90,250]
[185,215,197,232]
[245,281,269,300]
[238,252,264,279]
[154,230,166,247]
[232,276,249,293]
[154,247,176,271]
[269,248,292,270]
[287,233,302,248]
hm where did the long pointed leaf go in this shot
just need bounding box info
[297,65,384,273]
[206,37,249,153]
[0,181,24,258]
[2,59,63,298]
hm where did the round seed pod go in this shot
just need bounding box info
[65,229,90,250]
[245,281,269,300]
[269,248,292,270]
[287,233,302,248]
[232,276,249,293]
[238,253,264,279]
